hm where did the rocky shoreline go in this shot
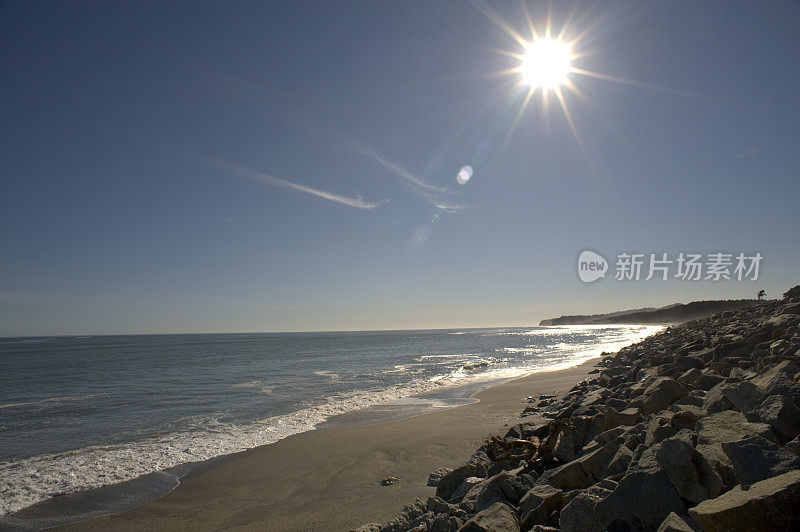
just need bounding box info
[356,288,800,531]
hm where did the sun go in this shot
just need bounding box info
[519,38,573,90]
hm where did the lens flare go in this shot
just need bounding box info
[457,165,473,185]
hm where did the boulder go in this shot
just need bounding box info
[695,410,776,447]
[695,444,736,490]
[753,360,800,402]
[536,437,622,490]
[674,356,702,372]
[559,469,686,532]
[407,511,435,531]
[519,484,563,520]
[644,414,678,447]
[678,368,702,388]
[450,477,485,503]
[602,407,642,430]
[635,437,722,504]
[436,463,487,500]
[431,515,464,531]
[459,502,520,532]
[720,435,800,486]
[428,467,453,487]
[505,420,549,441]
[556,483,614,532]
[352,525,381,532]
[783,435,800,457]
[519,485,564,530]
[606,444,634,476]
[668,407,704,431]
[759,394,800,442]
[688,470,800,531]
[656,512,702,532]
[458,471,529,513]
[641,378,689,414]
[427,497,468,518]
[697,372,726,391]
[703,380,761,414]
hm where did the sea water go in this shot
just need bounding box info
[0,325,660,516]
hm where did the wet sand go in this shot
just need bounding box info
[59,358,599,531]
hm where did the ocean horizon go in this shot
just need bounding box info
[0,324,659,516]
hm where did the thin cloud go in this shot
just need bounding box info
[350,142,468,212]
[213,159,389,210]
[352,142,446,193]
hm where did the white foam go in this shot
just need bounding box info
[0,324,661,516]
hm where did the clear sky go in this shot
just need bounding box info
[2,1,799,336]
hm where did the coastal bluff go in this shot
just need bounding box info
[358,287,800,531]
[539,299,763,326]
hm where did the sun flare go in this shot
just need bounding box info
[519,38,572,90]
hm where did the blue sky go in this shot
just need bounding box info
[2,1,799,336]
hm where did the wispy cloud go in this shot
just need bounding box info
[213,159,389,210]
[732,146,759,159]
[350,142,468,213]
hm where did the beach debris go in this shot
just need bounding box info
[380,476,399,486]
[360,287,800,532]
[486,436,537,462]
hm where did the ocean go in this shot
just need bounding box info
[0,325,659,517]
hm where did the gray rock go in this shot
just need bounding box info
[670,428,697,447]
[695,410,776,447]
[431,515,464,532]
[635,437,722,504]
[695,444,736,490]
[753,360,800,402]
[605,444,634,476]
[428,467,453,487]
[703,380,761,414]
[759,394,800,442]
[641,377,689,415]
[688,470,800,531]
[352,524,382,532]
[602,407,642,431]
[674,356,702,372]
[536,437,622,490]
[644,414,678,447]
[720,435,800,486]
[407,511,435,531]
[677,368,701,389]
[697,372,726,391]
[783,434,800,456]
[559,469,685,532]
[436,463,487,500]
[669,408,703,431]
[530,526,560,532]
[520,484,564,530]
[459,502,520,532]
[556,483,614,532]
[519,484,563,521]
[427,496,468,518]
[655,512,702,532]
[449,477,485,503]
[458,471,527,513]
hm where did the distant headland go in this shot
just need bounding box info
[539,299,766,326]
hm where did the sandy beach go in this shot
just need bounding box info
[56,358,599,531]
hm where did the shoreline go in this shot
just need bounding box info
[30,357,602,531]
